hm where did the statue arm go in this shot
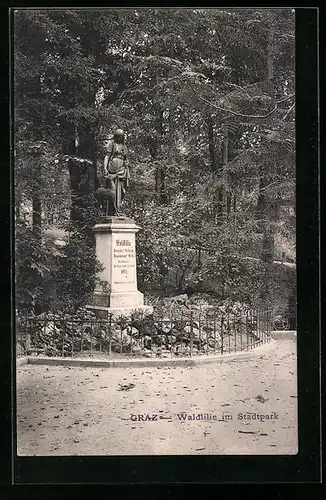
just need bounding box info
[103,140,113,175]
[123,146,129,167]
[103,154,109,175]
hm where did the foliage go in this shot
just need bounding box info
[15,221,52,312]
[52,229,103,312]
[14,8,296,316]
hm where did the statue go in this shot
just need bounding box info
[96,129,130,218]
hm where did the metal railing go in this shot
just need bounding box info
[16,308,272,359]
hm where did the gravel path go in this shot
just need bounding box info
[16,336,297,456]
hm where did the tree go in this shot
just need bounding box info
[14,8,296,315]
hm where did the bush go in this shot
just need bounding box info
[53,229,103,312]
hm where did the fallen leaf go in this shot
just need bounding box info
[255,395,267,403]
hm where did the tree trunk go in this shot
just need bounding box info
[153,104,167,204]
[32,192,42,236]
[30,148,43,315]
[67,158,93,225]
[206,113,218,173]
[78,120,97,193]
[206,113,224,218]
[61,113,96,233]
[258,12,276,308]
[223,124,232,219]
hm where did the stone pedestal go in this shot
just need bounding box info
[87,216,153,318]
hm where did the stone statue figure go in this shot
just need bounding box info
[95,129,130,218]
[103,129,130,214]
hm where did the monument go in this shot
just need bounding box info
[87,129,153,318]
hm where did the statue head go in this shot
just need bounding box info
[114,128,125,144]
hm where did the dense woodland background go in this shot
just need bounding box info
[14,8,296,324]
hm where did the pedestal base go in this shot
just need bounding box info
[87,217,152,320]
[86,304,153,320]
[91,290,145,308]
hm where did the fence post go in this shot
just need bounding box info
[81,318,84,355]
[108,314,112,358]
[268,310,271,339]
[234,312,237,353]
[240,311,243,351]
[251,310,255,349]
[227,310,231,354]
[25,316,30,355]
[205,309,209,355]
[90,316,93,355]
[62,316,65,358]
[180,311,183,357]
[160,315,163,357]
[170,313,174,358]
[213,309,216,354]
[99,318,102,353]
[190,309,193,358]
[130,316,133,355]
[120,320,123,355]
[71,316,74,357]
[198,307,204,356]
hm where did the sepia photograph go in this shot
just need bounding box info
[14,8,298,458]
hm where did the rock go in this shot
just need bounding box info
[154,346,171,356]
[41,322,60,336]
[137,322,155,336]
[118,383,135,391]
[122,326,139,337]
[113,330,131,344]
[171,294,188,304]
[184,326,201,340]
[175,344,190,356]
[152,333,167,346]
[131,346,143,354]
[208,338,220,348]
[154,317,174,334]
[162,323,174,334]
[170,328,182,338]
[142,336,152,350]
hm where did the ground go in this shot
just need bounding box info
[16,332,297,456]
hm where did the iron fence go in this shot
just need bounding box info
[16,307,272,359]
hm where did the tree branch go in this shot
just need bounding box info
[283,103,295,121]
[188,81,295,119]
